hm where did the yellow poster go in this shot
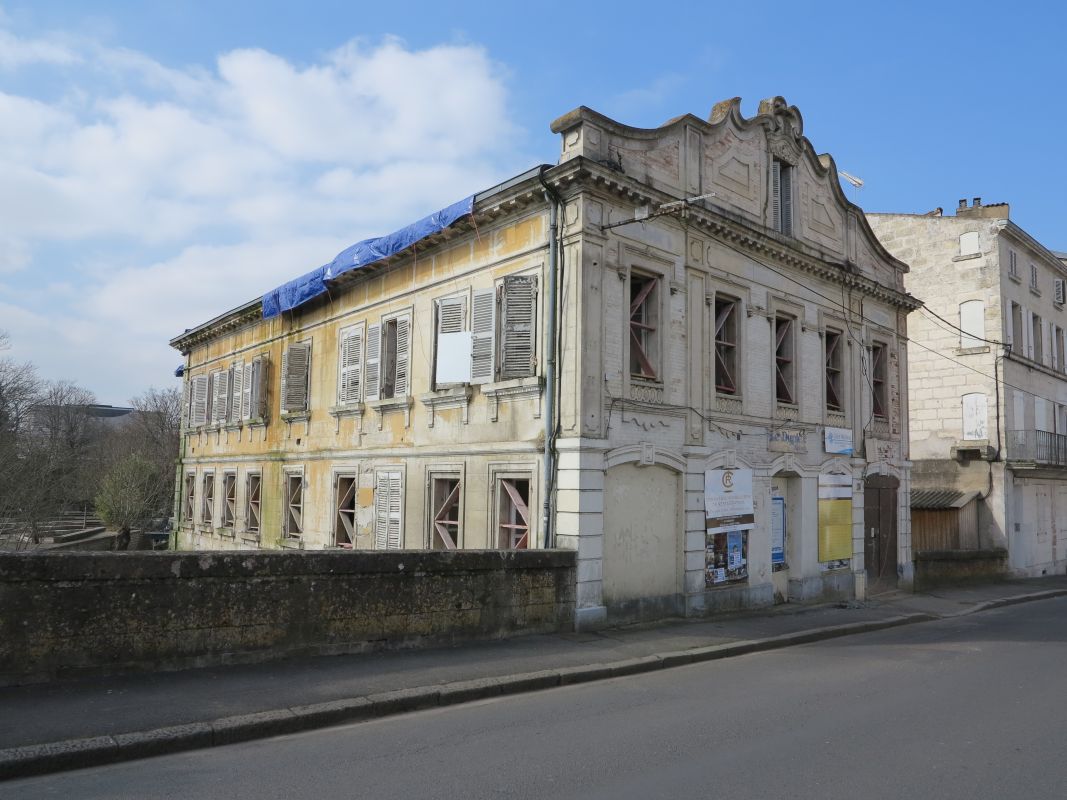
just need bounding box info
[818,498,852,561]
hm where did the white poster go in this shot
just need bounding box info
[961,393,988,441]
[824,426,853,455]
[704,469,755,533]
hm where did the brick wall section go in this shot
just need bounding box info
[0,550,576,686]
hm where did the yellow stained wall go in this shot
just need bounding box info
[177,211,549,552]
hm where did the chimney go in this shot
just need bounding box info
[973,196,982,207]
[958,199,968,210]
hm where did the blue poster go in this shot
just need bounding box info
[726,530,743,569]
[771,497,786,565]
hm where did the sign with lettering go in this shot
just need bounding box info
[824,426,853,455]
[704,469,755,533]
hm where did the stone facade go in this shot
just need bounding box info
[869,200,1067,576]
[172,96,918,627]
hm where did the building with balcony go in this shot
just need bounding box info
[170,96,918,626]
[868,200,1067,576]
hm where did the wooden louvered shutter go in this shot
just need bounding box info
[365,323,381,401]
[771,160,781,231]
[192,375,209,425]
[230,363,243,421]
[217,370,232,422]
[393,316,410,397]
[282,342,310,412]
[499,275,537,379]
[435,297,469,386]
[779,163,792,235]
[338,327,363,404]
[250,357,268,418]
[182,377,192,428]
[470,288,496,384]
[1004,301,1013,347]
[240,360,253,419]
[374,471,403,550]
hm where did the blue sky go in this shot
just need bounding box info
[1,0,1064,404]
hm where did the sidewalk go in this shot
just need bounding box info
[3,576,1067,780]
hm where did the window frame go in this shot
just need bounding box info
[373,468,404,550]
[628,270,660,381]
[1030,263,1040,291]
[1032,312,1044,363]
[183,472,196,526]
[333,469,358,548]
[496,475,532,550]
[245,471,262,536]
[283,469,304,539]
[824,328,845,413]
[200,471,215,530]
[336,323,365,406]
[773,314,797,406]
[713,294,740,396]
[281,339,312,415]
[428,469,463,550]
[221,471,237,530]
[870,342,888,420]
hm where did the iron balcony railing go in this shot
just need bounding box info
[1006,429,1067,467]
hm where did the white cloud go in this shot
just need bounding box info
[0,20,529,403]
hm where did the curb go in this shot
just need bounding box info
[3,591,1062,782]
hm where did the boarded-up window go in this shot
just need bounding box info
[962,393,988,440]
[500,275,537,380]
[431,476,461,550]
[825,329,843,412]
[434,296,471,386]
[374,471,402,550]
[871,342,887,419]
[629,273,657,379]
[774,316,795,405]
[959,300,985,348]
[498,478,530,550]
[772,160,793,236]
[183,473,195,523]
[281,342,311,413]
[201,472,215,528]
[285,473,303,538]
[337,326,363,405]
[334,474,356,547]
[222,473,236,528]
[714,296,738,394]
[959,231,980,256]
[246,473,261,534]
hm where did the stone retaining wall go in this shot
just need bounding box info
[0,550,576,686]
[913,548,1008,591]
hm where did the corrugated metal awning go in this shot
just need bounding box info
[911,489,980,510]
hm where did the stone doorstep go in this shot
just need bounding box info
[3,587,1066,783]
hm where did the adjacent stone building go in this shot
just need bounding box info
[869,200,1067,577]
[171,96,918,626]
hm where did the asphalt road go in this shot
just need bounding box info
[9,597,1067,800]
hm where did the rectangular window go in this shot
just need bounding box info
[430,476,461,550]
[1056,279,1066,306]
[629,273,658,379]
[433,296,471,386]
[1010,302,1023,354]
[337,326,364,405]
[281,341,311,413]
[774,315,796,405]
[714,296,739,395]
[284,473,303,538]
[871,343,888,419]
[1009,249,1018,278]
[374,470,403,549]
[771,159,793,235]
[959,232,980,256]
[334,474,356,547]
[1032,313,1044,363]
[367,315,410,401]
[201,472,215,529]
[222,472,236,529]
[1030,263,1039,290]
[825,329,844,412]
[183,473,195,524]
[191,374,209,426]
[246,356,268,420]
[246,473,261,535]
[497,478,531,549]
[211,369,230,424]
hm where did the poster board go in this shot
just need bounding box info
[818,473,852,562]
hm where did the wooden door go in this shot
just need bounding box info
[864,475,899,591]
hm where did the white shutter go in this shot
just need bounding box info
[240,360,253,419]
[230,363,243,421]
[338,326,363,404]
[374,471,402,550]
[393,315,410,397]
[435,297,471,386]
[282,341,310,412]
[192,375,209,426]
[387,472,402,549]
[213,370,229,423]
[470,288,496,384]
[959,300,984,348]
[499,275,537,379]
[1005,301,1014,347]
[365,323,381,401]
[437,296,466,335]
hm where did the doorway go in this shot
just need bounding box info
[864,475,899,592]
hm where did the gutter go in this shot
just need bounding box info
[538,166,562,549]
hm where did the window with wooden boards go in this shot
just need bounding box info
[714,296,739,394]
[245,473,261,535]
[430,476,461,550]
[774,315,796,405]
[201,472,215,529]
[284,472,304,538]
[334,474,357,547]
[497,477,531,550]
[825,329,844,412]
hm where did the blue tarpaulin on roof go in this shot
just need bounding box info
[262,195,475,319]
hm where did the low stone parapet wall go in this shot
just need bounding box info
[0,550,576,686]
[913,548,1008,591]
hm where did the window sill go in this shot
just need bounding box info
[952,252,981,262]
[481,376,543,421]
[1030,286,1042,297]
[774,402,799,421]
[239,532,260,544]
[1008,273,1021,284]
[280,537,304,550]
[328,403,366,434]
[954,346,990,356]
[419,385,472,427]
[714,394,743,416]
[369,395,414,429]
[281,411,310,424]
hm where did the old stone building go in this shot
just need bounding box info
[171,96,918,626]
[869,201,1067,577]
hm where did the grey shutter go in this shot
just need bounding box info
[282,342,310,412]
[780,164,793,236]
[771,160,781,231]
[338,327,363,404]
[393,315,410,397]
[250,357,268,418]
[212,370,230,423]
[240,360,253,419]
[470,288,496,384]
[437,296,466,335]
[1004,301,1014,347]
[499,275,537,379]
[365,323,381,401]
[192,375,209,426]
[182,377,192,429]
[229,364,243,421]
[387,472,402,549]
